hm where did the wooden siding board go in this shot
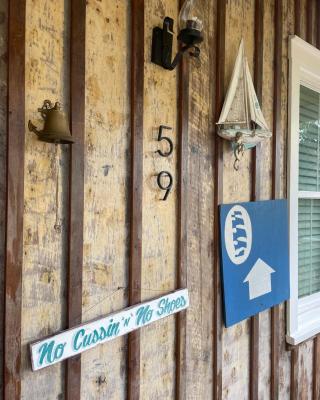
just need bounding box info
[140,1,178,398]
[313,337,320,400]
[66,0,86,398]
[250,1,264,398]
[270,1,282,399]
[295,0,301,36]
[128,1,144,399]
[0,0,7,396]
[22,0,70,398]
[80,1,130,398]
[182,0,215,397]
[222,1,254,398]
[176,0,189,396]
[291,347,299,400]
[213,0,226,399]
[299,341,313,400]
[4,0,26,398]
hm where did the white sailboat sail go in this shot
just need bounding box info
[217,39,272,148]
[218,39,247,125]
[245,59,269,132]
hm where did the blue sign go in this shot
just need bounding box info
[219,200,290,327]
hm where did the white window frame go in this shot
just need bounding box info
[287,36,320,345]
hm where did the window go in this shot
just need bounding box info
[288,36,320,345]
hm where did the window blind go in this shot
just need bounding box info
[298,85,320,298]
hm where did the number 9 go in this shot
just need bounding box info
[157,171,173,201]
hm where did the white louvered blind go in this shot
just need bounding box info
[298,85,320,298]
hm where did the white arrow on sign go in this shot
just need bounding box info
[243,258,275,300]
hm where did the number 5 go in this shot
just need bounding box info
[156,125,173,157]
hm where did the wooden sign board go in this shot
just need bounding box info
[30,288,189,371]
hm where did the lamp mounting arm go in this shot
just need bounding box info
[151,17,201,71]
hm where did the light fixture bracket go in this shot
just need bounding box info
[151,16,203,71]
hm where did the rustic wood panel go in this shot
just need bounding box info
[81,1,130,399]
[270,0,282,399]
[298,341,313,399]
[182,0,216,398]
[313,337,320,400]
[280,3,294,400]
[176,0,189,397]
[295,0,301,36]
[128,1,144,399]
[0,0,7,396]
[213,1,225,399]
[66,0,86,398]
[4,0,26,398]
[250,1,264,398]
[140,1,178,398]
[222,2,255,398]
[291,347,299,400]
[22,0,69,398]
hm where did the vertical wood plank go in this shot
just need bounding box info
[250,2,264,399]
[295,0,301,36]
[0,0,7,395]
[213,1,226,399]
[4,0,26,398]
[291,347,299,400]
[306,0,313,44]
[271,1,282,399]
[313,338,320,400]
[128,1,144,399]
[317,0,320,49]
[176,1,189,397]
[66,1,86,399]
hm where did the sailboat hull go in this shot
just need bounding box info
[218,128,272,147]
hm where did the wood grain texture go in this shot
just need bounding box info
[306,0,313,44]
[66,1,86,398]
[4,0,26,398]
[291,347,299,400]
[181,0,216,398]
[0,0,7,396]
[22,0,70,398]
[250,1,264,398]
[80,1,130,399]
[299,341,313,399]
[271,1,282,399]
[313,337,320,400]
[128,1,144,399]
[295,0,301,36]
[213,2,225,400]
[222,2,254,398]
[176,0,189,396]
[140,1,178,398]
[317,0,320,49]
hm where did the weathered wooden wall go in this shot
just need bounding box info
[0,0,7,396]
[0,0,320,399]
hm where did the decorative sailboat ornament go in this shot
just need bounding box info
[217,39,272,170]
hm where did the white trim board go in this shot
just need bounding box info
[287,35,320,345]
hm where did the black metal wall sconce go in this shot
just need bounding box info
[28,100,74,144]
[151,0,204,70]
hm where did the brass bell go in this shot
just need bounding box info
[28,100,74,144]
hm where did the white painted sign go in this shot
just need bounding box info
[30,288,189,371]
[243,258,275,300]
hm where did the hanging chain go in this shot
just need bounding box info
[233,133,245,171]
[54,145,61,232]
